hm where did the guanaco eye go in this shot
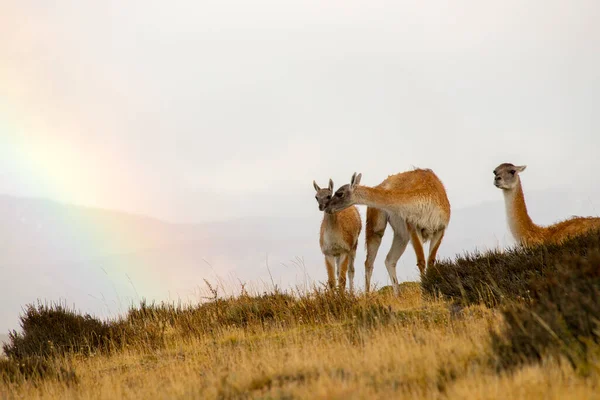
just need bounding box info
[510,170,516,175]
[335,192,343,197]
[326,195,331,200]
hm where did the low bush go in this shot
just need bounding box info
[492,250,600,370]
[3,302,114,360]
[422,230,600,306]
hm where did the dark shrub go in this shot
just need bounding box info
[492,250,600,369]
[3,302,113,359]
[422,230,600,306]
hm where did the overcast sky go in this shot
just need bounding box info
[2,0,599,222]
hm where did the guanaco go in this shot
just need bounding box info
[314,179,362,291]
[494,163,600,246]
[325,169,451,294]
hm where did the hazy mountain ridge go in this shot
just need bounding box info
[1,187,599,333]
[0,195,321,333]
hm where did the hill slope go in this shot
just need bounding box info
[2,229,600,398]
[1,187,599,334]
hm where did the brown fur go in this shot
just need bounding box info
[319,206,362,255]
[314,180,362,291]
[327,169,451,293]
[354,169,451,230]
[319,206,362,290]
[494,163,600,247]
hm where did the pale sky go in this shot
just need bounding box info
[2,0,599,222]
[2,1,600,332]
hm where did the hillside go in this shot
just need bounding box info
[1,229,600,398]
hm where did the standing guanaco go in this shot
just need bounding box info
[325,169,451,294]
[314,179,362,291]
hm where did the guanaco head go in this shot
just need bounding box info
[313,179,334,211]
[324,172,362,214]
[493,163,527,190]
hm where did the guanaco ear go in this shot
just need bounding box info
[313,180,321,192]
[328,179,334,191]
[515,165,527,173]
[351,172,362,188]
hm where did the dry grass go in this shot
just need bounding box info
[1,282,599,399]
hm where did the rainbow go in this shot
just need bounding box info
[0,110,175,316]
[1,11,205,327]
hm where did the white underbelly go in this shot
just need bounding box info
[321,231,350,256]
[403,204,448,234]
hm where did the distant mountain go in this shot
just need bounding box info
[0,195,322,333]
[1,187,598,333]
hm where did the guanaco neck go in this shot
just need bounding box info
[353,186,405,214]
[503,180,543,244]
[322,211,339,226]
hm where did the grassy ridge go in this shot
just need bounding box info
[2,286,500,398]
[422,229,600,306]
[1,231,600,398]
[3,284,425,361]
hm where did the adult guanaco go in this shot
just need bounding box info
[325,169,451,294]
[494,163,600,246]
